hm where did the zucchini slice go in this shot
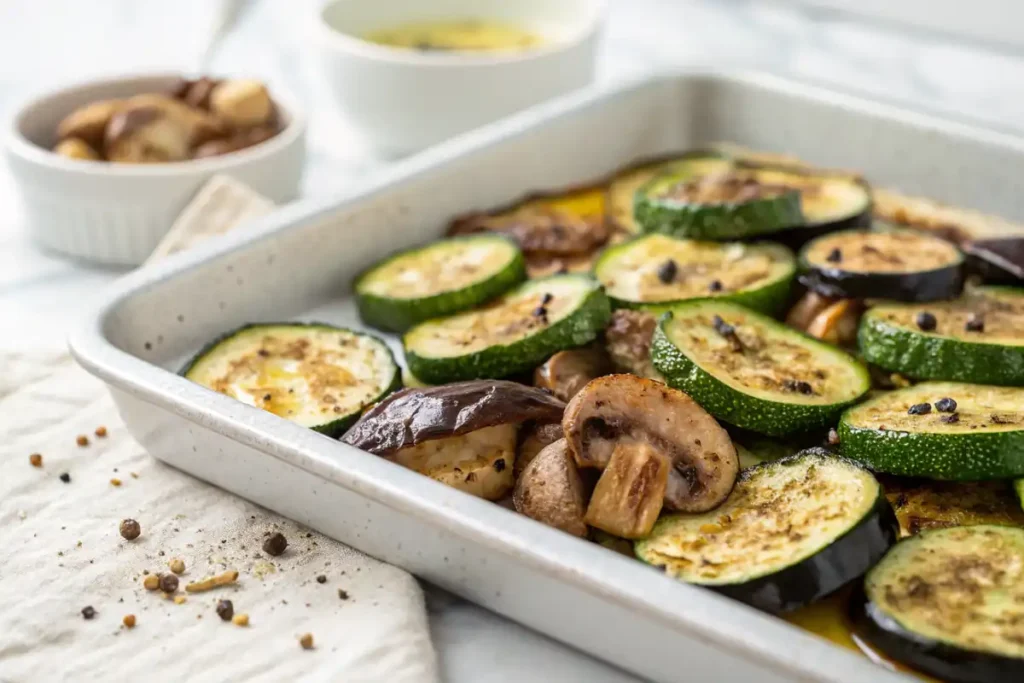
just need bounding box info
[606,151,735,234]
[403,274,611,384]
[593,234,796,315]
[852,525,1024,682]
[881,476,1024,537]
[354,235,525,332]
[799,228,964,302]
[858,286,1024,386]
[183,323,401,437]
[745,167,872,241]
[634,171,805,241]
[651,300,871,436]
[838,381,1024,480]
[635,449,898,613]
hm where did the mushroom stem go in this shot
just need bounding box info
[585,442,669,539]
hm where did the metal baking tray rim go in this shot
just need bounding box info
[70,68,1024,682]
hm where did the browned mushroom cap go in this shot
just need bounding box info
[534,345,611,403]
[563,374,738,513]
[515,421,564,477]
[342,380,564,455]
[604,309,661,380]
[513,439,587,538]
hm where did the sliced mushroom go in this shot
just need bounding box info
[604,309,661,380]
[104,106,191,163]
[516,421,565,477]
[534,345,612,403]
[524,250,600,279]
[124,94,226,145]
[342,381,565,501]
[53,138,100,161]
[805,299,863,346]
[563,374,738,513]
[785,291,836,331]
[56,99,121,149]
[585,441,669,538]
[513,439,587,537]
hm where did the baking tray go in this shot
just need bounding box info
[70,70,1024,683]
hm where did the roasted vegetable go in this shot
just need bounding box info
[636,449,898,613]
[839,382,1024,480]
[604,309,660,380]
[533,345,611,402]
[965,237,1024,285]
[651,300,871,436]
[880,476,1024,537]
[858,286,1024,386]
[183,323,400,437]
[515,421,565,476]
[851,525,1024,682]
[513,439,587,537]
[585,441,670,538]
[799,228,964,302]
[562,374,738,513]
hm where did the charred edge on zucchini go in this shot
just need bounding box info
[562,374,739,515]
[651,300,871,437]
[798,228,964,302]
[858,287,1024,386]
[402,274,611,384]
[851,525,1024,682]
[634,171,806,241]
[593,234,796,315]
[838,382,1024,481]
[354,234,526,332]
[182,322,401,437]
[635,448,898,614]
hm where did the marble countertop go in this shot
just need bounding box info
[3,1,1024,680]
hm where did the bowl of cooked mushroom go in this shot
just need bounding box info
[4,73,305,265]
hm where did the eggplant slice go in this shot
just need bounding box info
[562,374,738,513]
[799,228,964,302]
[513,439,588,538]
[880,476,1024,537]
[965,237,1024,285]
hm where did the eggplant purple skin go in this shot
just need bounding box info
[707,449,900,614]
[849,584,1024,683]
[965,237,1024,286]
[341,380,564,455]
[797,261,965,302]
[763,207,871,250]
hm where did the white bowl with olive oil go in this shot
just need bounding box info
[314,0,605,155]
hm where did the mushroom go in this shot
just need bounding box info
[563,374,738,514]
[515,421,564,477]
[104,106,191,163]
[604,309,662,380]
[513,439,587,537]
[805,298,863,346]
[585,441,669,538]
[53,138,100,161]
[534,345,611,402]
[210,79,274,128]
[450,207,608,256]
[342,380,564,501]
[56,99,120,149]
[180,76,221,110]
[124,94,226,145]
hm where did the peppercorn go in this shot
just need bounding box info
[299,633,314,650]
[119,519,141,541]
[29,453,43,467]
[935,397,957,413]
[81,606,96,620]
[169,558,185,575]
[656,259,678,284]
[59,472,71,483]
[915,311,937,331]
[159,573,179,594]
[965,314,985,332]
[216,599,234,621]
[123,614,136,628]
[907,402,932,415]
[493,458,506,472]
[76,435,89,447]
[826,248,842,263]
[940,413,960,424]
[540,293,553,305]
[143,574,161,591]
[316,575,327,584]
[262,532,288,556]
[708,280,723,292]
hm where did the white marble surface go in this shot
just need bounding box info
[4,1,1024,680]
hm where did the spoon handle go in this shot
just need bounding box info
[196,0,252,73]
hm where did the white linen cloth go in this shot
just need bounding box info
[0,350,439,682]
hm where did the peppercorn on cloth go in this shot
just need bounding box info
[0,357,439,680]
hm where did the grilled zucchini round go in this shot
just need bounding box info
[183,323,401,437]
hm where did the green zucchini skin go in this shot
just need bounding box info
[858,302,1024,387]
[182,322,402,438]
[592,236,796,316]
[404,276,611,384]
[850,525,1024,683]
[636,449,898,614]
[634,177,805,241]
[354,236,526,333]
[838,385,1024,481]
[650,305,871,437]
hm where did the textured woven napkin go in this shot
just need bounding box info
[0,178,439,682]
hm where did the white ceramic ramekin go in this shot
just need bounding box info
[4,74,306,266]
[313,0,605,156]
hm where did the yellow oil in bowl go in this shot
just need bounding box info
[365,20,544,52]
